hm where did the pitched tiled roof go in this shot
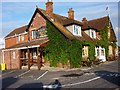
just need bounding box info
[38,8,83,26]
[38,8,94,41]
[81,16,116,42]
[5,25,28,38]
[82,16,109,31]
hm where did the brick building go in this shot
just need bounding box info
[2,0,117,70]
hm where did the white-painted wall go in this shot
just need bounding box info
[66,25,73,34]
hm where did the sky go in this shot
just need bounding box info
[0,0,119,48]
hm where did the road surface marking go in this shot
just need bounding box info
[34,71,48,80]
[62,76,100,87]
[0,70,15,77]
[14,70,30,78]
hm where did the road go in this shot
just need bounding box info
[1,60,120,90]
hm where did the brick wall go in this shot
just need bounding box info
[5,36,17,48]
[96,32,101,39]
[5,33,28,48]
[29,12,46,40]
[4,50,20,69]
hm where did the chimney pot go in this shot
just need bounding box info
[46,0,53,17]
[68,8,74,19]
[82,17,87,23]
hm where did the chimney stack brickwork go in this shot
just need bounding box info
[46,0,53,16]
[82,17,87,23]
[68,8,74,19]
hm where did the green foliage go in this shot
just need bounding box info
[97,25,109,60]
[44,21,82,68]
[88,43,95,61]
[44,21,111,68]
[83,41,95,61]
[68,40,82,68]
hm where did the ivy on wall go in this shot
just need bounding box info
[97,25,109,60]
[44,21,82,68]
[44,20,114,68]
[82,41,95,61]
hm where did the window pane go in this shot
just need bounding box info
[97,49,99,56]
[74,25,78,35]
[101,49,104,56]
[21,35,24,41]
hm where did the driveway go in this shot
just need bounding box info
[1,60,120,89]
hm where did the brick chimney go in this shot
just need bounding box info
[82,17,87,23]
[68,8,74,19]
[46,0,53,16]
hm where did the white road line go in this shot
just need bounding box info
[62,76,100,87]
[35,71,48,80]
[14,70,30,78]
[0,70,15,77]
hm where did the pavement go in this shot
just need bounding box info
[1,60,120,89]
[41,60,117,71]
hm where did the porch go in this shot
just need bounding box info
[19,47,44,70]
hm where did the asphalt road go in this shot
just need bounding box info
[1,60,120,90]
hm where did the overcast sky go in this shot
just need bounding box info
[0,0,119,48]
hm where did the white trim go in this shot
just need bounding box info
[5,32,28,39]
[73,25,82,36]
[90,29,96,39]
[2,45,40,51]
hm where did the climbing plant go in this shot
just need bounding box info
[97,25,109,60]
[44,20,113,68]
[44,21,82,68]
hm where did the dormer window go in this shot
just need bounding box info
[90,29,96,39]
[73,25,81,36]
[74,25,79,34]
[84,29,96,39]
[66,25,81,36]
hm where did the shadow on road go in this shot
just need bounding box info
[16,83,43,90]
[62,73,83,77]
[16,79,61,90]
[95,70,120,86]
[2,77,18,90]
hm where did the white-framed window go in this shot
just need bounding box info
[82,47,85,56]
[96,48,99,56]
[21,35,24,41]
[90,29,96,39]
[74,25,79,35]
[18,35,21,42]
[73,25,81,36]
[96,46,105,56]
[13,51,16,59]
[32,30,37,39]
[82,46,88,57]
[101,49,105,56]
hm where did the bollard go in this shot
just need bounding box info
[1,63,6,70]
